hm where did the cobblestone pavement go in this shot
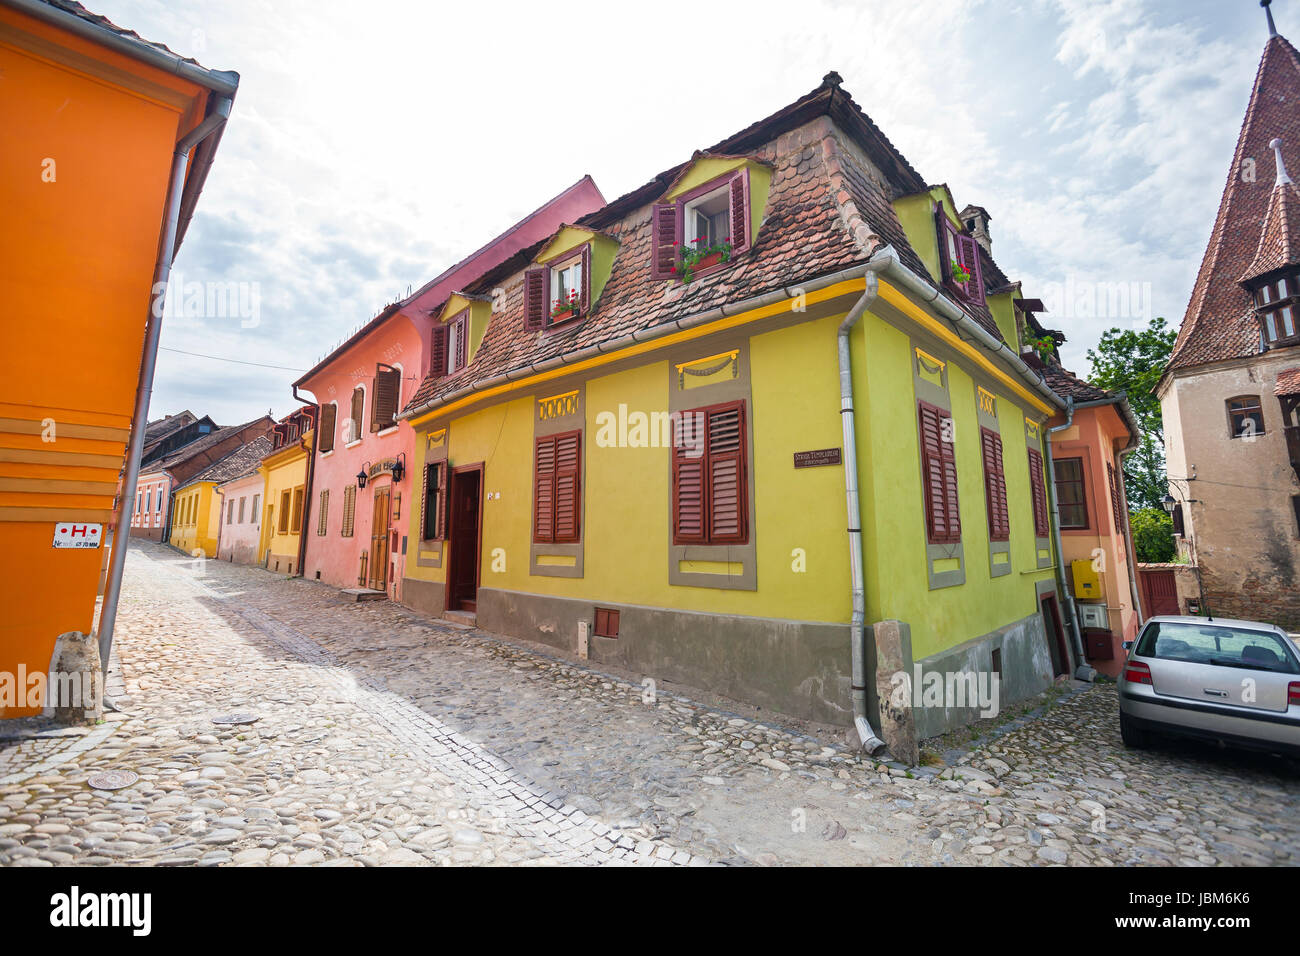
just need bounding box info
[3,539,1299,866]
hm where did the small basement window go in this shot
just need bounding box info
[594,607,620,638]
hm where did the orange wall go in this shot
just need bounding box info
[0,7,213,715]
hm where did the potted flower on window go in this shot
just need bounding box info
[675,237,733,284]
[950,260,972,285]
[551,290,579,323]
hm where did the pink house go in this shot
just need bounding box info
[296,175,605,596]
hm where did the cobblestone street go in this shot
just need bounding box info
[2,539,1299,867]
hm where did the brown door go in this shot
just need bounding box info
[1139,568,1180,616]
[447,466,482,612]
[369,485,390,590]
[1040,593,1071,677]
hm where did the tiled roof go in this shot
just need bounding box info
[1276,366,1300,395]
[403,75,1010,416]
[141,417,272,474]
[37,0,216,73]
[183,436,273,489]
[1240,174,1300,282]
[1042,363,1112,403]
[142,411,196,444]
[1169,33,1300,372]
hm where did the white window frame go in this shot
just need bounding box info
[683,184,731,247]
[549,256,583,320]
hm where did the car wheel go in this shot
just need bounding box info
[1120,714,1150,749]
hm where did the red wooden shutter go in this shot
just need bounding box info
[981,427,1009,542]
[919,402,960,544]
[372,365,399,430]
[1107,461,1125,534]
[430,323,448,378]
[728,168,751,255]
[524,268,547,330]
[534,436,555,543]
[651,203,681,280]
[1028,447,1049,537]
[706,403,746,542]
[317,403,336,452]
[672,412,707,544]
[935,206,953,281]
[553,431,581,543]
[579,243,592,316]
[455,315,468,369]
[956,234,983,301]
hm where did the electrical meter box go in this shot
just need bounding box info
[1070,558,1102,600]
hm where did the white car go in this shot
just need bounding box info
[1118,615,1300,757]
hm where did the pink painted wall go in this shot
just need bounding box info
[298,175,605,597]
[215,471,265,565]
[130,472,173,541]
[1049,402,1140,677]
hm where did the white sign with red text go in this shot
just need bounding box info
[52,523,103,549]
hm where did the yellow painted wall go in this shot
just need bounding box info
[258,440,308,570]
[168,481,219,558]
[405,297,1053,658]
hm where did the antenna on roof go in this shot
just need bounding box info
[1271,137,1292,184]
[1264,0,1278,37]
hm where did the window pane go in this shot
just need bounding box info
[1053,458,1087,528]
[1266,312,1279,340]
[1283,306,1295,337]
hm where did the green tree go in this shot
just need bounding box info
[1129,507,1177,563]
[1086,316,1178,511]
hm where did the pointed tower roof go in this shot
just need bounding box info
[1168,30,1300,372]
[1240,138,1300,282]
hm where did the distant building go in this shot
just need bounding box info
[214,439,272,565]
[1160,23,1300,627]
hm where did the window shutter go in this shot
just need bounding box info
[706,403,746,542]
[455,316,468,370]
[981,427,1009,542]
[919,402,960,544]
[1107,461,1125,534]
[372,366,399,431]
[350,388,364,442]
[341,484,355,537]
[956,234,983,301]
[579,243,592,316]
[430,323,448,378]
[553,431,581,543]
[651,203,681,280]
[317,489,329,535]
[524,268,547,330]
[1028,447,1049,537]
[728,168,751,255]
[534,436,556,543]
[318,403,336,453]
[1172,502,1184,536]
[935,206,954,281]
[672,412,707,544]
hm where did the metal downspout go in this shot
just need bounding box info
[1045,398,1095,680]
[838,263,888,755]
[97,97,233,673]
[1117,447,1144,628]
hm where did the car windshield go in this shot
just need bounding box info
[1135,621,1298,673]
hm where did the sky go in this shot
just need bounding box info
[93,0,1284,424]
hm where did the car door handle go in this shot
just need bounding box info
[1203,688,1228,698]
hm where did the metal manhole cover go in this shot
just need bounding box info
[87,770,138,791]
[212,713,260,726]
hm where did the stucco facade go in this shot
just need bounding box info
[215,470,265,565]
[259,433,310,575]
[1161,352,1300,626]
[129,472,171,541]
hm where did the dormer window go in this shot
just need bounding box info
[525,243,592,330]
[1253,272,1299,348]
[936,208,984,305]
[550,253,583,323]
[652,165,755,283]
[431,309,469,377]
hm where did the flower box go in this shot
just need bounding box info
[692,251,724,272]
[551,308,576,323]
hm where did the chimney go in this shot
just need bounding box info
[959,204,992,254]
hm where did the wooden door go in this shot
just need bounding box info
[369,485,390,590]
[1140,568,1180,616]
[447,466,482,612]
[1040,593,1070,677]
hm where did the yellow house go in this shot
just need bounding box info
[393,75,1074,746]
[258,408,314,574]
[169,478,220,557]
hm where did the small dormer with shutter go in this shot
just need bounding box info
[649,153,772,284]
[893,183,985,306]
[522,226,619,332]
[429,292,492,378]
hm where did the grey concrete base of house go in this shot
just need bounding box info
[45,631,103,726]
[341,588,387,602]
[400,578,446,620]
[871,610,1054,744]
[474,587,855,726]
[128,527,164,542]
